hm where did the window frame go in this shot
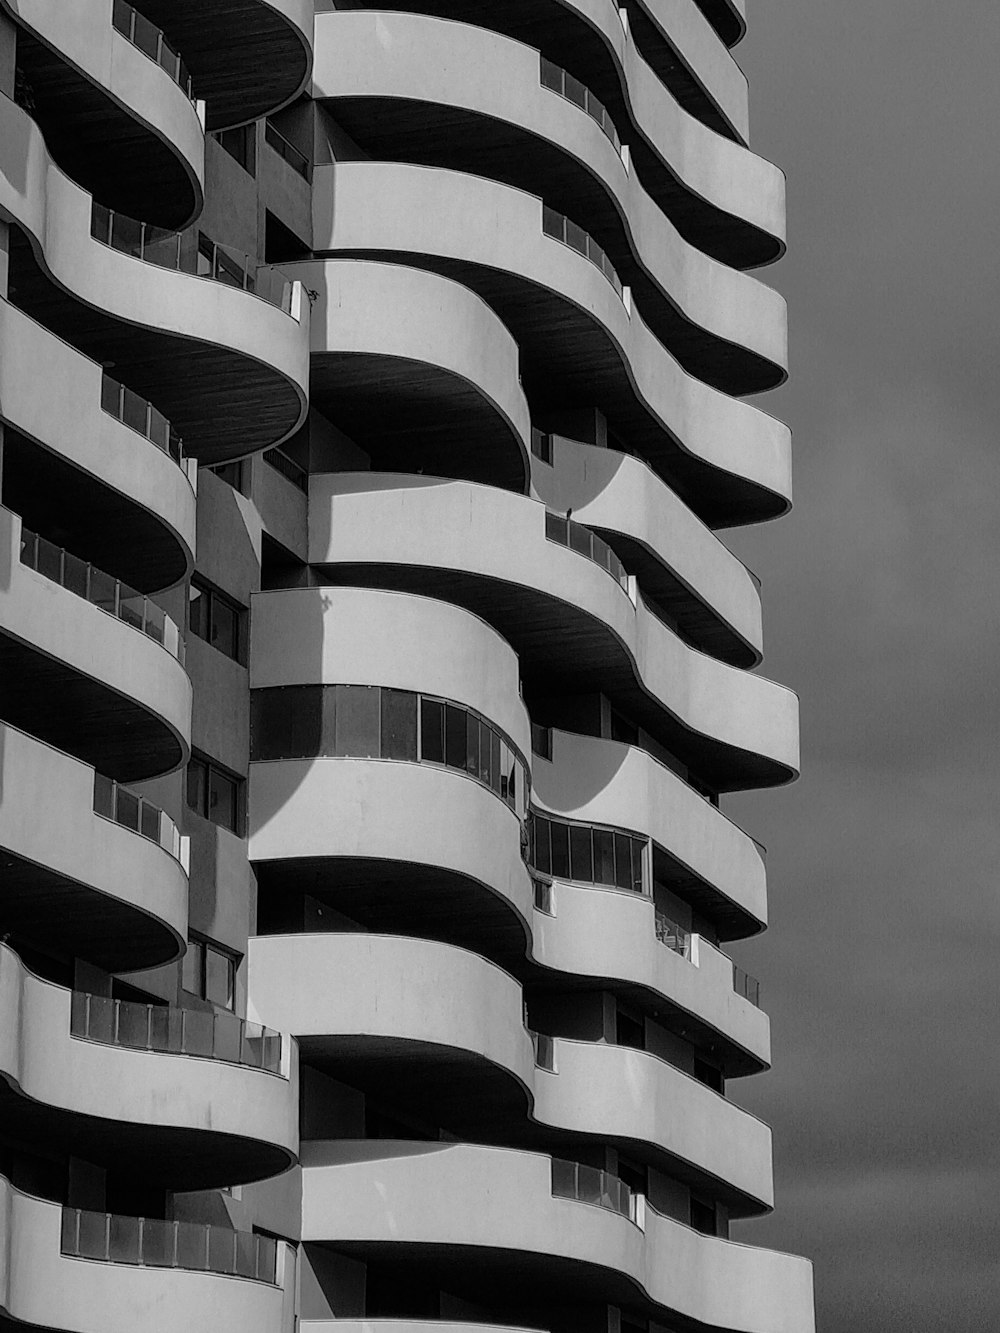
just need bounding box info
[188,575,247,665]
[185,752,245,836]
[181,932,239,1013]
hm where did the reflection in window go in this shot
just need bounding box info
[528,810,646,893]
[250,685,529,816]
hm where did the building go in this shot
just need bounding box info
[0,3,815,1332]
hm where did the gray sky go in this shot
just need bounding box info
[724,3,1000,1328]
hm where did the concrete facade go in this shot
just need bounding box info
[0,3,814,1332]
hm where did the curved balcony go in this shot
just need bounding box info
[249,933,772,1211]
[0,723,186,971]
[316,4,780,268]
[292,259,530,493]
[530,432,761,668]
[0,299,195,594]
[116,0,314,130]
[692,0,746,48]
[311,13,785,396]
[0,95,309,465]
[0,507,191,783]
[310,165,788,524]
[533,728,766,936]
[308,476,799,790]
[299,1142,815,1333]
[4,0,205,229]
[0,1175,295,1333]
[0,944,295,1190]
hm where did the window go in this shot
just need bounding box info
[531,723,553,760]
[186,754,244,835]
[530,428,553,464]
[690,1193,718,1236]
[212,124,256,175]
[693,1056,725,1094]
[182,934,238,1011]
[615,1003,645,1051]
[528,811,646,893]
[188,577,247,664]
[207,460,246,494]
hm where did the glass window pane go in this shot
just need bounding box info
[208,768,238,832]
[565,218,588,255]
[182,939,203,995]
[465,712,480,778]
[550,819,570,879]
[210,596,239,660]
[614,832,632,890]
[444,704,466,769]
[420,697,444,763]
[188,585,209,640]
[593,827,615,885]
[186,759,207,815]
[490,731,502,793]
[205,947,235,1011]
[320,685,337,755]
[569,824,594,883]
[477,720,492,785]
[334,685,379,757]
[534,815,552,875]
[631,838,646,894]
[506,758,517,809]
[381,688,417,761]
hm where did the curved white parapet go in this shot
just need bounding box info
[299,1142,816,1333]
[0,299,196,587]
[248,933,772,1207]
[288,258,530,490]
[536,727,766,928]
[308,475,801,788]
[0,94,310,460]
[312,4,778,263]
[250,586,531,762]
[0,1174,296,1333]
[627,0,749,137]
[250,757,534,925]
[0,506,192,776]
[310,15,785,385]
[0,722,187,969]
[530,432,762,664]
[310,164,790,517]
[0,0,205,225]
[0,943,297,1172]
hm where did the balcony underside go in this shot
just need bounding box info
[310,564,786,791]
[0,629,184,784]
[310,353,527,494]
[13,27,198,230]
[128,0,311,129]
[256,857,529,968]
[323,251,778,527]
[0,1078,291,1192]
[0,849,179,973]
[6,231,302,465]
[622,3,737,137]
[0,429,188,594]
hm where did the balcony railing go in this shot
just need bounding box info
[264,120,312,180]
[101,373,183,465]
[71,990,283,1074]
[542,205,624,299]
[530,1030,556,1070]
[91,204,296,315]
[654,910,692,960]
[540,57,622,154]
[263,447,309,492]
[94,772,186,865]
[545,511,628,591]
[733,964,761,1009]
[61,1208,277,1283]
[111,0,193,100]
[551,1158,637,1222]
[19,526,184,663]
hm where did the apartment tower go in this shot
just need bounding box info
[0,2,814,1332]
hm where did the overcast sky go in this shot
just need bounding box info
[723,3,1000,1328]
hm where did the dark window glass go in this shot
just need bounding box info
[444,704,466,769]
[335,685,379,757]
[614,832,632,890]
[569,824,594,883]
[534,816,552,875]
[690,1195,717,1236]
[320,686,337,755]
[206,948,235,1009]
[420,697,444,763]
[505,755,517,809]
[616,1006,644,1050]
[490,730,502,794]
[630,837,645,893]
[593,827,615,885]
[478,720,492,785]
[251,686,320,760]
[210,596,238,658]
[181,938,203,995]
[186,757,207,814]
[208,767,239,833]
[381,688,417,761]
[465,712,480,778]
[550,819,570,879]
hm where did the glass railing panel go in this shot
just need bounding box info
[545,512,628,590]
[110,209,144,258]
[109,1213,141,1265]
[264,121,312,180]
[142,1218,176,1267]
[175,1220,210,1272]
[733,964,761,1008]
[183,1008,215,1059]
[76,1209,109,1261]
[208,1225,238,1277]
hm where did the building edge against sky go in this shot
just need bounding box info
[0,3,814,1332]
